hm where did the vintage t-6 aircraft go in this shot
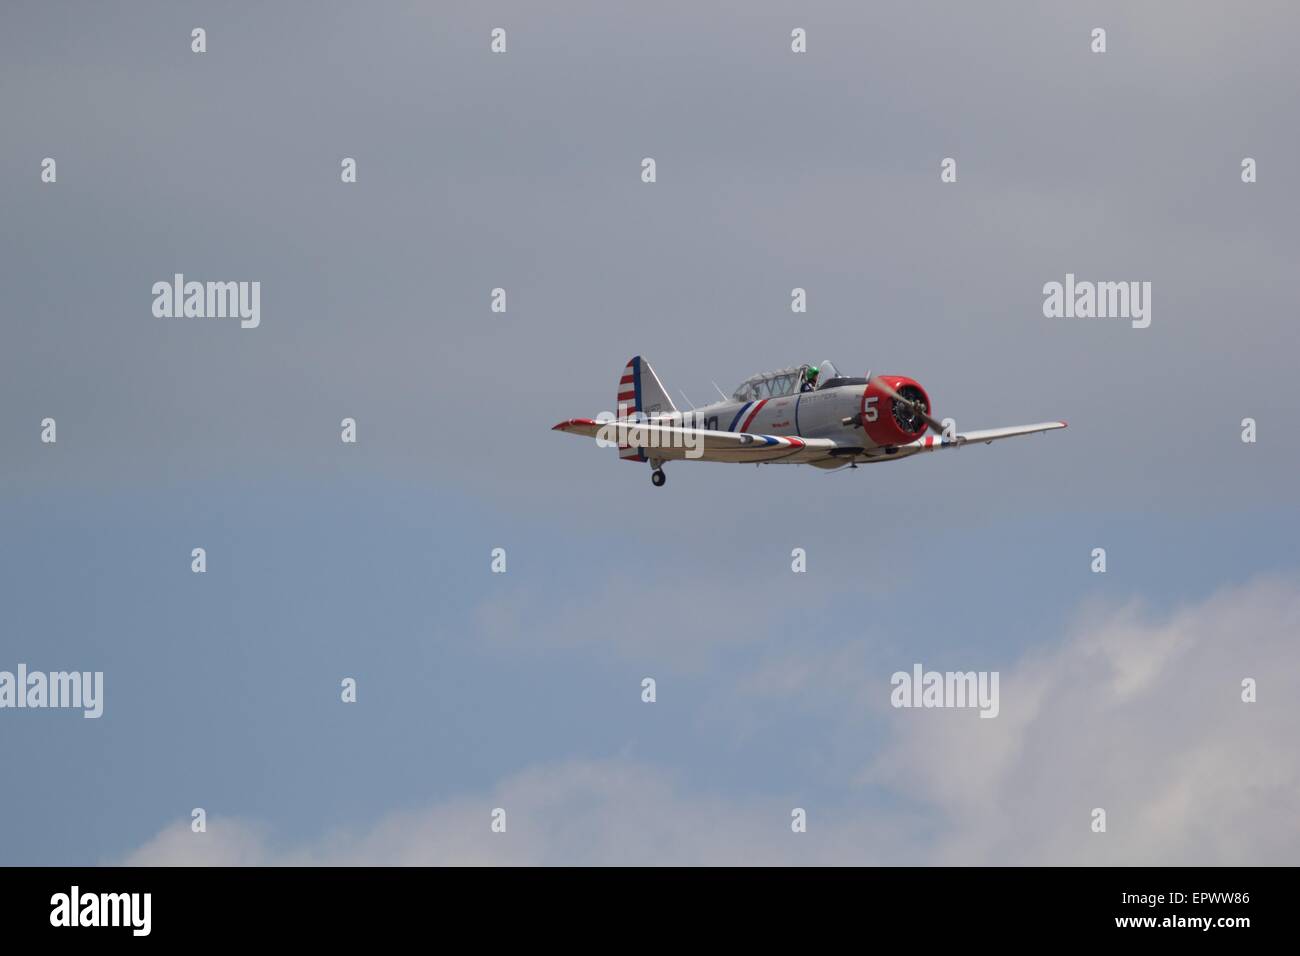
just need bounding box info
[553,357,1066,486]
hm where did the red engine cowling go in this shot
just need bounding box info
[860,376,932,447]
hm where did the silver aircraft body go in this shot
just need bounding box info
[554,357,1066,487]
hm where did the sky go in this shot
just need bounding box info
[1,0,1298,865]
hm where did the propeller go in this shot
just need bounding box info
[868,375,947,435]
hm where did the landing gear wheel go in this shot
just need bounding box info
[651,469,666,487]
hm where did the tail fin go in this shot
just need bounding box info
[616,356,677,462]
[616,357,677,419]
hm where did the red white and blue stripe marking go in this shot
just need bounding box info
[617,356,647,462]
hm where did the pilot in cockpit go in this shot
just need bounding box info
[800,365,820,393]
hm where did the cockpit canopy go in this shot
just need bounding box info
[731,360,840,402]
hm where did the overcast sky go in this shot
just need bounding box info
[2,0,1298,865]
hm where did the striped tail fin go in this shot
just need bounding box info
[616,356,677,462]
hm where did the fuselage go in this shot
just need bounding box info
[638,375,932,452]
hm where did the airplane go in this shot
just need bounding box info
[553,357,1066,487]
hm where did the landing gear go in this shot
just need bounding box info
[651,469,666,487]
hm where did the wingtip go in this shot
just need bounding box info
[553,417,598,431]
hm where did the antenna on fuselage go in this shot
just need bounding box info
[678,390,697,410]
[710,381,729,401]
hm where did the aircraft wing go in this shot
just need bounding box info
[881,420,1068,458]
[552,418,844,464]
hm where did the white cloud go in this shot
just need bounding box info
[126,576,1300,865]
[124,760,899,866]
[861,575,1300,864]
